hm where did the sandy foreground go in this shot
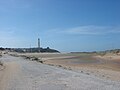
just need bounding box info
[46,55,120,81]
[17,53,120,81]
[0,53,120,90]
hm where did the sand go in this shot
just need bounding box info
[0,54,120,90]
[15,52,120,81]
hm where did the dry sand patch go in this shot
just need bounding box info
[15,53,120,81]
[0,62,20,90]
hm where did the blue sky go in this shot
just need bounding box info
[0,0,120,52]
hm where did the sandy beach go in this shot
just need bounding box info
[0,51,120,90]
[0,53,120,90]
[0,53,119,90]
[15,52,120,81]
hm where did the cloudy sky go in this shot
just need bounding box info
[0,0,120,52]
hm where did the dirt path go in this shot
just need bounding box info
[0,62,20,90]
[0,54,120,90]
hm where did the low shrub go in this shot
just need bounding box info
[0,61,3,66]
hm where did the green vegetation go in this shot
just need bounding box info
[6,47,59,53]
[96,49,120,56]
[71,49,120,56]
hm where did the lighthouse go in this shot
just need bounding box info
[38,38,40,52]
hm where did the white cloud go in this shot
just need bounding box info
[63,25,120,35]
[44,25,120,36]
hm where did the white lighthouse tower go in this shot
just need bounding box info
[38,38,40,52]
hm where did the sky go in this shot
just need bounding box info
[0,0,120,52]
